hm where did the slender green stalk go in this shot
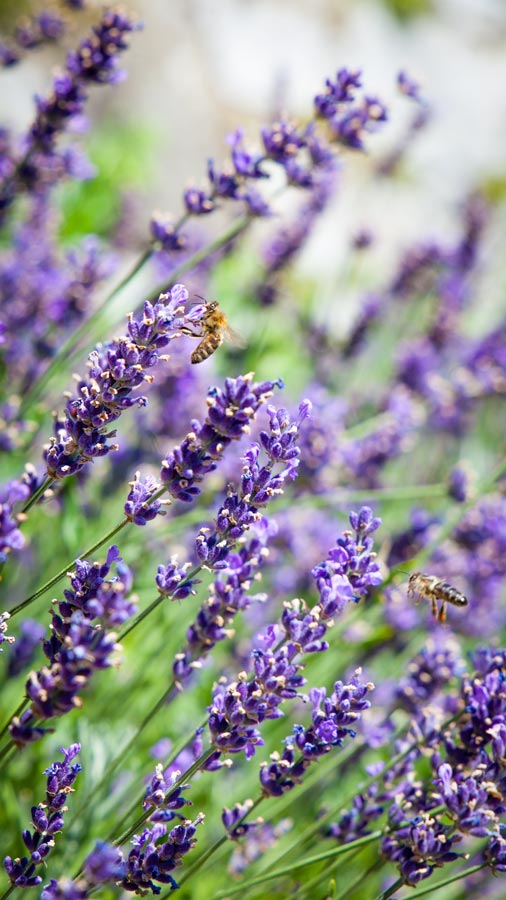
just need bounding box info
[208,831,384,898]
[333,857,386,900]
[0,883,15,900]
[22,475,54,513]
[375,876,405,900]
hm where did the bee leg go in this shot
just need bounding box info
[431,596,438,619]
[179,326,202,338]
[438,601,447,624]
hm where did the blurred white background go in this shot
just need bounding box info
[2,0,506,293]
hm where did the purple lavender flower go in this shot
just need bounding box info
[9,547,133,746]
[124,471,168,526]
[381,812,462,886]
[397,70,425,104]
[311,506,382,616]
[43,284,199,481]
[160,373,283,502]
[83,841,127,884]
[172,403,311,686]
[4,744,81,888]
[204,507,380,768]
[149,68,386,262]
[435,763,499,837]
[120,815,205,894]
[259,671,373,797]
[0,201,113,391]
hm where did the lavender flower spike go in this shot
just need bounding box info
[43,284,199,481]
[160,373,284,502]
[4,744,81,888]
[259,671,374,797]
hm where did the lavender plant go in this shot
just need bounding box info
[1,5,506,900]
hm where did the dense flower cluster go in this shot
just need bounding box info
[160,374,284,502]
[43,284,202,480]
[4,744,81,888]
[326,646,506,890]
[9,546,133,747]
[204,507,381,768]
[170,402,311,686]
[259,673,374,797]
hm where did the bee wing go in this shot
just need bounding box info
[222,323,247,349]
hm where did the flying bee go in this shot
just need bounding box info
[181,300,245,364]
[407,572,468,624]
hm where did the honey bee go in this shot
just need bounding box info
[407,572,468,623]
[181,300,245,364]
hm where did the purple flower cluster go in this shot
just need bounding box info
[311,506,382,614]
[149,67,386,258]
[204,507,381,767]
[43,284,201,480]
[259,672,374,797]
[171,401,311,685]
[0,8,140,214]
[4,744,81,888]
[41,812,205,898]
[9,546,133,747]
[172,527,269,685]
[160,374,284,502]
[326,646,506,889]
[119,815,205,894]
[124,472,168,526]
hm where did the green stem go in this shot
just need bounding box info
[19,248,154,417]
[208,831,383,898]
[375,876,405,900]
[22,476,55,513]
[333,857,386,900]
[145,215,252,305]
